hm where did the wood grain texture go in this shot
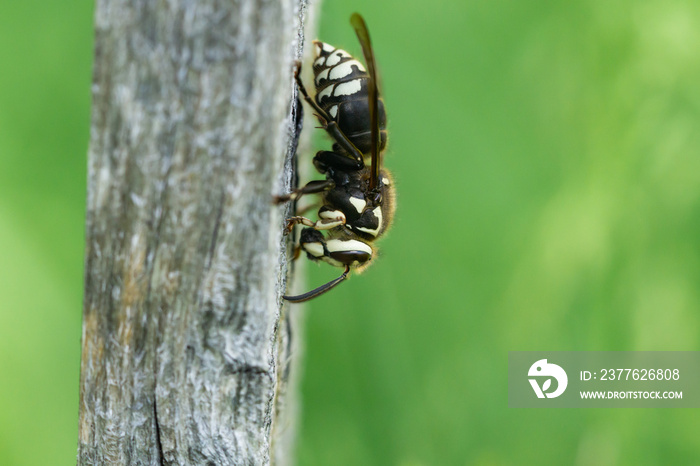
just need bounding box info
[78,0,314,464]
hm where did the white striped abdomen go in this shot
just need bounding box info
[311,40,387,155]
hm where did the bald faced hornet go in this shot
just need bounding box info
[278,13,395,302]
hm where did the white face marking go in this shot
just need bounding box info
[348,197,366,213]
[333,79,362,97]
[326,239,373,256]
[329,60,363,80]
[356,207,383,237]
[328,105,338,118]
[382,177,391,185]
[303,242,325,258]
[315,68,330,86]
[317,85,333,101]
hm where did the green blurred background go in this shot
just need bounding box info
[1,0,699,464]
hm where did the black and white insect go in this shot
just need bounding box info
[277,13,395,302]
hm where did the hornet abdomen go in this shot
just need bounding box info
[312,41,387,155]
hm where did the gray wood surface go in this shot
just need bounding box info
[78,0,314,464]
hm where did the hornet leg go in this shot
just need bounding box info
[283,265,350,303]
[284,209,346,234]
[275,178,335,204]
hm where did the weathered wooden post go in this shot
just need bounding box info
[78,1,313,463]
